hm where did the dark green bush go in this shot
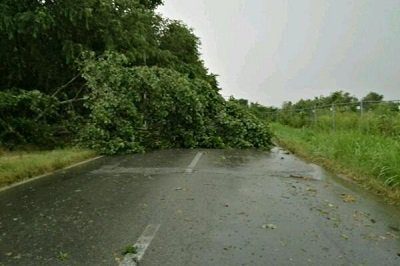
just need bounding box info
[0,89,58,148]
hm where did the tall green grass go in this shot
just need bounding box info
[279,104,400,138]
[271,123,400,202]
[0,149,96,188]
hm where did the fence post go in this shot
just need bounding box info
[332,103,336,131]
[360,100,364,116]
[313,106,317,126]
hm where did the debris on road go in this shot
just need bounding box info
[363,233,389,241]
[341,234,349,240]
[175,187,183,191]
[386,232,399,240]
[262,224,277,230]
[341,194,356,203]
[389,225,400,232]
[289,174,313,180]
[58,251,69,261]
[122,245,137,256]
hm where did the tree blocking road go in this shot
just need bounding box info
[0,149,399,265]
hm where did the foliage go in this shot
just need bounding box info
[78,53,272,154]
[0,0,163,93]
[0,89,59,148]
[272,123,400,203]
[271,91,400,203]
[249,102,278,121]
[275,90,400,136]
[219,100,272,148]
[0,1,272,153]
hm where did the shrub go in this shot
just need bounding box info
[0,89,59,148]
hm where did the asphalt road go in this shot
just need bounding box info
[1,148,400,265]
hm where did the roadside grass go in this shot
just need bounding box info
[271,123,400,204]
[0,148,96,189]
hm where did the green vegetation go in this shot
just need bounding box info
[122,245,137,256]
[79,53,271,154]
[0,148,96,188]
[0,0,272,154]
[270,91,400,204]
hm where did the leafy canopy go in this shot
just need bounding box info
[0,0,272,153]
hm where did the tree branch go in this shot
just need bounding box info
[51,73,81,97]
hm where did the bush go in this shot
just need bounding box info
[0,89,59,148]
[219,100,272,148]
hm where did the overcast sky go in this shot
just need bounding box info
[158,0,400,107]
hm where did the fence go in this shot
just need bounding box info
[267,100,400,137]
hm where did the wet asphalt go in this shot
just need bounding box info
[1,148,400,266]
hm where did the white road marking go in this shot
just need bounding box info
[185,152,204,173]
[0,156,103,193]
[120,224,161,266]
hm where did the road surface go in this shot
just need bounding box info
[1,148,400,265]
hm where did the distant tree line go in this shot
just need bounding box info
[248,90,399,137]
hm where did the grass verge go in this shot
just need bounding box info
[271,123,400,205]
[0,148,97,189]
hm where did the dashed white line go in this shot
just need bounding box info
[120,224,161,266]
[185,152,204,173]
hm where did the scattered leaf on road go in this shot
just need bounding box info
[341,234,349,240]
[341,194,356,203]
[122,245,137,256]
[58,251,69,261]
[175,187,183,191]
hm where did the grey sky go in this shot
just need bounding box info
[158,0,400,107]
